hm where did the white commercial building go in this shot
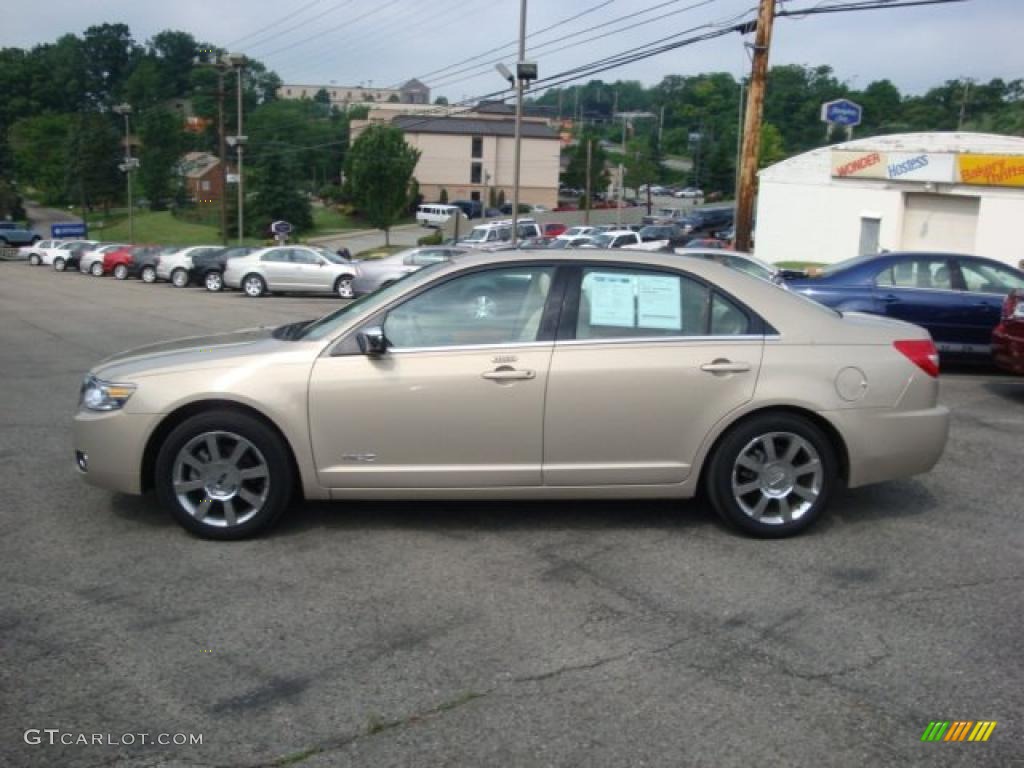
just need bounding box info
[755,132,1024,268]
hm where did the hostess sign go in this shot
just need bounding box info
[821,99,863,127]
[831,150,956,183]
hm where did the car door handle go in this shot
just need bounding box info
[481,367,536,381]
[880,293,900,303]
[700,360,751,374]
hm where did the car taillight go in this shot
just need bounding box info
[1003,292,1023,320]
[894,339,940,378]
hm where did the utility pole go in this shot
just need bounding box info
[226,53,247,245]
[217,68,228,245]
[584,138,592,226]
[658,104,665,145]
[734,80,745,199]
[511,0,527,245]
[617,162,624,228]
[735,0,776,253]
[113,103,137,244]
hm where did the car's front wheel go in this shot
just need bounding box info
[113,264,129,280]
[90,261,103,276]
[706,412,838,538]
[243,274,266,297]
[335,275,354,299]
[171,268,189,288]
[205,271,223,292]
[154,411,294,540]
[141,265,156,283]
[29,253,40,266]
[53,257,66,271]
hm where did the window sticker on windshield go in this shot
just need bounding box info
[637,275,681,330]
[587,273,636,327]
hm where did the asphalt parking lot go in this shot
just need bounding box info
[1,262,1021,768]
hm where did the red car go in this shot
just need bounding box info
[542,222,567,239]
[993,290,1024,374]
[102,244,158,280]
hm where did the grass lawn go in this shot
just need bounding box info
[312,205,362,233]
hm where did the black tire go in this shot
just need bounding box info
[54,257,66,271]
[154,410,294,540]
[205,270,224,292]
[90,261,103,276]
[113,264,129,280]
[141,265,156,283]
[171,267,189,288]
[705,412,838,538]
[29,253,40,266]
[242,273,266,298]
[334,275,354,299]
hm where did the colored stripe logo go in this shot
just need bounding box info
[921,721,997,742]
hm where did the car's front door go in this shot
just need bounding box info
[872,256,966,349]
[260,248,295,289]
[308,264,560,489]
[954,258,1024,352]
[289,248,325,290]
[543,265,763,486]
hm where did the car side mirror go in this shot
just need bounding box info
[357,327,389,356]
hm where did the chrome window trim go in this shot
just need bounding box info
[387,341,554,355]
[556,334,772,347]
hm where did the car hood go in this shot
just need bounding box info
[92,326,309,381]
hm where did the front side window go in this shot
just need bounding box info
[876,258,953,290]
[574,267,751,340]
[958,260,1024,294]
[384,266,555,349]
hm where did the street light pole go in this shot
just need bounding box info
[113,103,135,243]
[511,0,527,246]
[226,53,247,245]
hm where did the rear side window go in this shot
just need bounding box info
[261,249,290,263]
[875,258,953,290]
[576,268,709,339]
[958,260,1024,293]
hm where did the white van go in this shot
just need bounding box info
[416,204,461,228]
[458,219,541,249]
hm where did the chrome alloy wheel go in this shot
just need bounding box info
[336,276,354,298]
[171,431,270,528]
[243,275,264,297]
[205,271,223,291]
[730,431,823,525]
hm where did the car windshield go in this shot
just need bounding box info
[297,262,450,341]
[461,229,491,243]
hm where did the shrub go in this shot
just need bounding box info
[417,230,443,246]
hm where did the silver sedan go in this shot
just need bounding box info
[223,245,358,298]
[351,246,466,296]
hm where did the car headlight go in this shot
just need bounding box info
[79,375,136,412]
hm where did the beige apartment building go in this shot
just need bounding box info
[381,115,561,209]
[277,79,429,107]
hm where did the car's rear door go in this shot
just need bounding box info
[259,248,294,289]
[871,256,967,350]
[542,263,764,486]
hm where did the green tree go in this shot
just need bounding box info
[434,96,449,106]
[759,123,786,168]
[65,112,122,213]
[248,145,313,235]
[562,135,609,203]
[344,124,420,245]
[9,114,73,203]
[138,109,185,210]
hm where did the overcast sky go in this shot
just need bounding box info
[4,0,1021,101]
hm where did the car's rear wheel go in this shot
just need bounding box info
[155,411,293,540]
[171,268,189,288]
[29,253,40,266]
[54,257,66,271]
[706,413,837,538]
[113,264,129,280]
[90,261,103,276]
[205,271,223,292]
[335,275,354,299]
[141,265,156,283]
[243,274,266,298]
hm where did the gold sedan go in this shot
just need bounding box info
[73,251,949,539]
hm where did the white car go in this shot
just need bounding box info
[46,240,99,270]
[80,244,128,275]
[557,226,599,241]
[674,187,704,199]
[23,240,65,265]
[156,245,222,287]
[459,219,541,249]
[223,245,358,298]
[579,230,642,249]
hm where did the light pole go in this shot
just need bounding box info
[113,103,137,243]
[225,53,247,245]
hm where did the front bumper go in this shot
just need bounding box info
[825,405,950,488]
[73,409,161,495]
[993,324,1024,374]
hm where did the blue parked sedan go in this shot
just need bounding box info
[786,252,1024,358]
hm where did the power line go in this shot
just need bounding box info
[256,0,405,59]
[226,0,326,48]
[237,0,358,53]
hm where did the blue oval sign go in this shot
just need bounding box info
[821,99,863,127]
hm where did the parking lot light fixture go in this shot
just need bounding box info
[112,103,135,243]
